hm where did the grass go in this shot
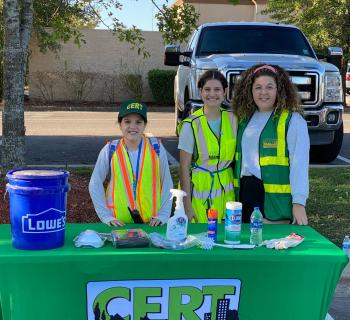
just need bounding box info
[308,167,350,247]
[71,166,350,247]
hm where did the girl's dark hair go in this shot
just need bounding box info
[198,70,228,90]
[231,64,302,120]
[117,115,147,124]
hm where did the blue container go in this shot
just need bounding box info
[6,169,70,250]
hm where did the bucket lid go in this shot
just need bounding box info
[6,169,69,179]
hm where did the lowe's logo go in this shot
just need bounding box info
[22,208,66,234]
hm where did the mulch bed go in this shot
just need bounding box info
[0,174,99,224]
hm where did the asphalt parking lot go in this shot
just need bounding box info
[16,108,350,167]
[0,105,349,166]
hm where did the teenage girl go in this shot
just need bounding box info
[178,70,237,222]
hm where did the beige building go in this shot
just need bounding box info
[28,0,270,103]
[175,0,269,23]
[28,30,174,103]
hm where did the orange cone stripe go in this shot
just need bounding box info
[117,145,136,210]
[151,146,158,217]
[137,136,147,221]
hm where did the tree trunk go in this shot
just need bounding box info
[1,0,33,175]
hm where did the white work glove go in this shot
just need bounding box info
[263,233,304,250]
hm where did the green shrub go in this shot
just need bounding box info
[148,69,176,105]
[120,73,143,101]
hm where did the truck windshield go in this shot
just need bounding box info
[196,25,315,58]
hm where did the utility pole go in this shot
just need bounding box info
[251,0,257,22]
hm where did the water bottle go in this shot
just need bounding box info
[225,201,242,244]
[207,208,218,242]
[342,235,350,257]
[250,207,263,246]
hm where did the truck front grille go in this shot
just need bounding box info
[226,70,319,108]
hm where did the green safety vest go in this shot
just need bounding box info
[234,110,293,221]
[179,108,237,222]
[106,135,161,223]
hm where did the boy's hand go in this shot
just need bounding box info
[149,218,163,227]
[108,219,125,227]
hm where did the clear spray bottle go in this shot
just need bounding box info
[166,189,188,241]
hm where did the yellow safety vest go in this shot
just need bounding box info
[180,108,237,222]
[107,135,161,223]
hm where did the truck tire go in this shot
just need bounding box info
[176,94,192,136]
[175,107,184,136]
[310,123,343,163]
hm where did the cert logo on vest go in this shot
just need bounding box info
[263,138,278,149]
[87,278,241,319]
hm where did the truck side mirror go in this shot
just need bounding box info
[164,44,181,66]
[164,51,181,66]
[326,47,343,70]
[316,53,326,60]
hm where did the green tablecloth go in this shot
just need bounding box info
[0,223,348,320]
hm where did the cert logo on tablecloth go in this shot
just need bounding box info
[87,278,241,319]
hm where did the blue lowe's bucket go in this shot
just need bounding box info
[6,169,70,250]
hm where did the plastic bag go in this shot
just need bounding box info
[111,229,150,248]
[149,232,202,250]
[263,233,304,250]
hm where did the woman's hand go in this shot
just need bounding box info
[108,219,125,227]
[292,204,308,225]
[179,149,198,223]
[185,206,198,223]
[149,218,163,227]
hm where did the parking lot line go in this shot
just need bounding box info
[337,155,350,164]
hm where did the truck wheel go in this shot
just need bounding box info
[310,123,343,163]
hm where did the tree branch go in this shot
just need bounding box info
[151,0,164,14]
[87,0,114,30]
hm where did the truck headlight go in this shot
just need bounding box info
[324,74,343,102]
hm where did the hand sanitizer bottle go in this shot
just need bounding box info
[166,189,188,241]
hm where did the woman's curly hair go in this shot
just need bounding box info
[231,64,302,120]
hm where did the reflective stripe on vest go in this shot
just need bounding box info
[107,135,161,223]
[192,183,234,200]
[179,107,237,221]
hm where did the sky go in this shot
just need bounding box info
[97,0,176,31]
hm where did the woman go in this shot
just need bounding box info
[178,70,237,222]
[232,64,309,225]
[89,99,173,226]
